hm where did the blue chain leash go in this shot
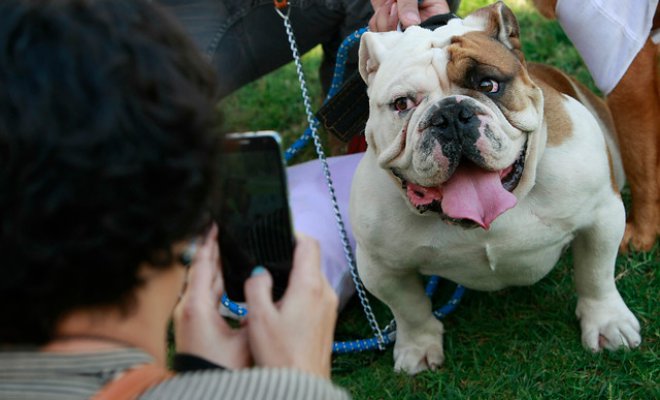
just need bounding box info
[223,7,466,354]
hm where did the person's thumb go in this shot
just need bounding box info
[244,266,276,317]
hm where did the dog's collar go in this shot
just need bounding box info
[419,13,459,30]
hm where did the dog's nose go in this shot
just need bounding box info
[426,100,483,165]
[429,101,477,142]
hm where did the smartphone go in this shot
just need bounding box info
[214,131,295,302]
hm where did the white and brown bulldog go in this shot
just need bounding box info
[350,2,641,374]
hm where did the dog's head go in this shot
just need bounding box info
[359,2,546,229]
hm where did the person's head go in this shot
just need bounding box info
[0,0,218,345]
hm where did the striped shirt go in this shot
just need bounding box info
[0,348,351,400]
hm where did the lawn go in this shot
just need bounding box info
[219,1,659,398]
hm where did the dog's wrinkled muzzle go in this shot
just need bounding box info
[397,99,526,229]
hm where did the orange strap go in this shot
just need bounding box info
[274,0,287,9]
[91,364,174,400]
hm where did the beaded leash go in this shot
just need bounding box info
[222,0,466,354]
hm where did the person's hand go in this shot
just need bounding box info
[244,234,338,379]
[173,223,251,369]
[369,0,450,32]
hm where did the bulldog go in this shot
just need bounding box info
[350,2,641,374]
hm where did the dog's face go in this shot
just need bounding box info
[359,3,545,229]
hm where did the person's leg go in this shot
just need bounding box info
[157,0,372,99]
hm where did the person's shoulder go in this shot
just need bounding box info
[140,367,351,400]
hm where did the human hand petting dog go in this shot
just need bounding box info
[174,226,337,378]
[369,0,450,31]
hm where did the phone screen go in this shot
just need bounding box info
[215,132,294,302]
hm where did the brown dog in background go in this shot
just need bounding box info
[534,0,660,252]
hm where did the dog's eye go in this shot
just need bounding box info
[477,79,499,93]
[391,97,414,112]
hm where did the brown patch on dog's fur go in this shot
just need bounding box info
[448,32,537,121]
[528,63,579,98]
[529,63,617,135]
[608,39,660,251]
[606,148,620,195]
[526,64,573,147]
[448,32,520,83]
[529,63,621,188]
[531,0,557,19]
[528,62,616,132]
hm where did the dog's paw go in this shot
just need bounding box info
[576,294,641,352]
[392,319,445,375]
[393,341,444,375]
[620,222,657,253]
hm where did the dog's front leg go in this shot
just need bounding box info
[572,200,642,352]
[357,248,444,374]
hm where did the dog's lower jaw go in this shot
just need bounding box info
[392,317,445,375]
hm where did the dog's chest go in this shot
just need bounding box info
[366,208,575,291]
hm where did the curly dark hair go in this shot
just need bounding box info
[0,0,219,344]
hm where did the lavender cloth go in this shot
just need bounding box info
[286,153,364,310]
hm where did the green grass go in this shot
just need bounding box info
[219,46,324,161]
[219,1,659,398]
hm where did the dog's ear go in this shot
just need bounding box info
[464,1,523,60]
[358,31,401,86]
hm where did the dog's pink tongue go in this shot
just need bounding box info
[441,163,517,229]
